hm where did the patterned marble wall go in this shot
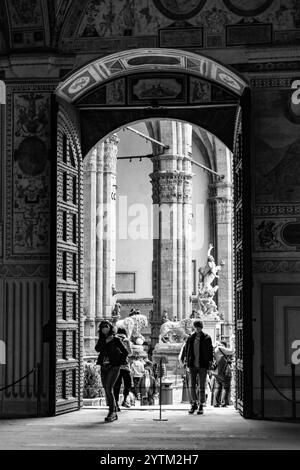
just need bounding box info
[0,82,55,415]
[252,77,300,257]
[251,76,300,416]
[10,88,51,256]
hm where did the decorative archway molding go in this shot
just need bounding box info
[56,48,248,103]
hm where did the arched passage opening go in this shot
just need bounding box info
[52,48,252,417]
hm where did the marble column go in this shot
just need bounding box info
[102,135,118,319]
[150,121,193,344]
[84,135,119,352]
[83,149,97,354]
[95,143,104,324]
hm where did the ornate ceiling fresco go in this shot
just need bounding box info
[0,0,299,55]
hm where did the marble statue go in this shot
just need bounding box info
[197,243,225,319]
[158,317,194,343]
[116,311,148,345]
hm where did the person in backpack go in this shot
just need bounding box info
[113,327,133,410]
[95,320,128,422]
[213,340,234,407]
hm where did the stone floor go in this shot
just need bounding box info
[1,405,300,450]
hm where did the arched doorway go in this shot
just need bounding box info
[52,49,252,417]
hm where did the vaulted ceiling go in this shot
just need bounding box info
[0,1,299,56]
[0,0,75,53]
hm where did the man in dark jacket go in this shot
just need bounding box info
[180,319,213,415]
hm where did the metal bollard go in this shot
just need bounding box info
[181,375,189,403]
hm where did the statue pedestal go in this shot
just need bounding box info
[198,314,222,344]
[131,344,147,358]
[152,342,182,374]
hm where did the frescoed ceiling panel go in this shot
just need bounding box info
[4,0,51,49]
[0,1,299,53]
[57,0,300,52]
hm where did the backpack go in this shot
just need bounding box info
[114,338,128,365]
[217,351,232,378]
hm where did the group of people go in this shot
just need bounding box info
[179,319,234,415]
[95,320,158,422]
[95,317,233,422]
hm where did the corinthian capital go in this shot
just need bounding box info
[103,134,119,173]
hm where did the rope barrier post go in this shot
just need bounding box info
[34,365,38,417]
[153,357,168,422]
[291,363,296,420]
[0,367,35,393]
[260,365,265,418]
[35,363,42,417]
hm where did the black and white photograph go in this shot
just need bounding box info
[0,0,300,460]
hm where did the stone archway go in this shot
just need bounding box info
[54,48,253,417]
[56,48,247,104]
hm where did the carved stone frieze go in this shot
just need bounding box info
[250,78,293,88]
[151,172,192,204]
[237,63,300,74]
[0,263,50,277]
[254,205,300,216]
[253,260,300,273]
[254,218,295,251]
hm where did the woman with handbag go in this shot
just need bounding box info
[95,320,128,422]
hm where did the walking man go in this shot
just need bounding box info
[180,320,213,415]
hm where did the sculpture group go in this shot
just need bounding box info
[158,244,225,343]
[197,243,225,318]
[112,244,224,346]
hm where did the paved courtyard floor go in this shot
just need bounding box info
[1,405,300,451]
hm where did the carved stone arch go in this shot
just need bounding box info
[56,48,248,104]
[54,48,253,417]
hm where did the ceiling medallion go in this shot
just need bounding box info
[223,0,274,17]
[153,0,207,20]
